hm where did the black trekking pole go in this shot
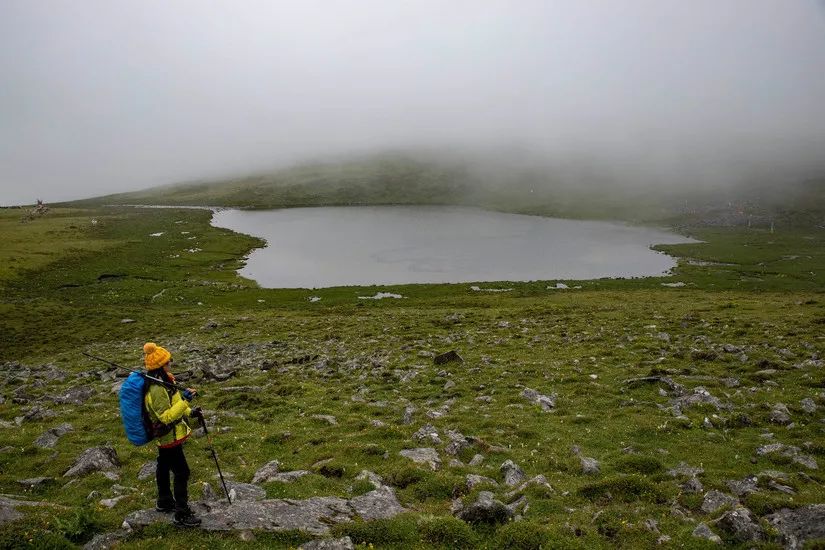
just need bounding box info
[196,413,232,504]
[82,352,190,392]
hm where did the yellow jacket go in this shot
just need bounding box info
[144,383,194,447]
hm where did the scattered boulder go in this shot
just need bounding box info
[580,456,600,475]
[800,398,817,414]
[412,424,441,445]
[348,486,406,520]
[681,477,704,493]
[51,386,95,405]
[500,460,526,486]
[399,448,441,470]
[401,405,416,425]
[299,537,355,550]
[252,460,282,484]
[766,504,825,550]
[444,429,471,456]
[17,477,54,490]
[692,522,721,544]
[83,530,127,550]
[456,491,513,525]
[65,446,120,477]
[267,471,311,483]
[725,476,758,497]
[700,490,738,514]
[468,454,485,466]
[716,507,764,543]
[520,387,556,411]
[769,403,792,425]
[466,474,498,491]
[99,496,127,509]
[756,443,818,470]
[671,386,726,411]
[355,470,383,489]
[123,488,406,535]
[137,461,157,481]
[668,462,704,478]
[433,350,463,365]
[34,423,73,448]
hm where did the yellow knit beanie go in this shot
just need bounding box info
[143,342,171,370]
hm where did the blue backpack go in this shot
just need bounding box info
[118,372,173,445]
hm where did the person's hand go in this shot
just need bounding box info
[182,388,197,401]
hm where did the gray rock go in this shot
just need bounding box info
[120,318,135,324]
[51,386,95,405]
[99,496,127,509]
[349,486,406,520]
[443,380,456,391]
[717,507,764,543]
[580,456,600,475]
[766,504,825,550]
[33,422,73,448]
[725,476,758,497]
[433,350,463,365]
[468,454,485,466]
[268,471,311,483]
[83,530,127,550]
[700,490,738,514]
[444,429,471,456]
[399,448,441,470]
[299,537,355,550]
[668,462,704,478]
[767,480,796,494]
[671,386,726,410]
[401,405,416,425]
[800,398,817,414]
[456,491,512,525]
[412,424,441,445]
[681,477,704,493]
[770,403,792,425]
[226,482,266,502]
[251,460,282,484]
[466,474,498,491]
[124,488,405,535]
[16,477,54,489]
[0,505,23,526]
[500,459,525,486]
[64,446,120,477]
[756,443,818,470]
[692,522,721,544]
[520,387,556,410]
[137,460,157,481]
[311,415,338,425]
[355,470,383,489]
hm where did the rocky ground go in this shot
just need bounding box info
[1,291,824,549]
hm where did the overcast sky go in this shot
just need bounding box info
[1,1,824,205]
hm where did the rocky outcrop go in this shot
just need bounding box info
[64,446,120,477]
[34,422,73,448]
[399,448,441,470]
[499,460,525,486]
[520,388,556,411]
[122,487,406,535]
[455,491,512,525]
[766,504,825,550]
[251,460,282,484]
[716,507,764,543]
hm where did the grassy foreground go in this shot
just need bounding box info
[0,205,823,549]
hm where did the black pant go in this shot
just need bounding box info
[156,444,190,513]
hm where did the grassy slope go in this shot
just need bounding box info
[0,206,823,549]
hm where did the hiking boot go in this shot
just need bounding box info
[155,499,176,513]
[173,509,201,528]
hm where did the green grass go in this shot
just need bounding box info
[0,204,823,548]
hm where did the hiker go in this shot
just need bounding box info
[143,342,202,527]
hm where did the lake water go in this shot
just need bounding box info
[211,206,697,288]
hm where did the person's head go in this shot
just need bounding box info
[143,342,171,372]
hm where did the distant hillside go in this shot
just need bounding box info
[65,152,825,224]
